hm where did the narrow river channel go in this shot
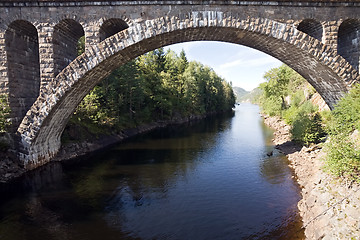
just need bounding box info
[0,103,304,239]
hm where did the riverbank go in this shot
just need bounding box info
[263,115,360,239]
[0,113,213,183]
[54,113,209,162]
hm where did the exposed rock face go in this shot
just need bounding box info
[0,151,24,183]
[289,146,360,240]
[262,115,291,145]
[311,93,330,112]
[264,115,360,240]
[351,129,360,149]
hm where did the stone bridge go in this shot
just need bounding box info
[0,0,359,169]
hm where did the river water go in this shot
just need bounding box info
[0,103,304,239]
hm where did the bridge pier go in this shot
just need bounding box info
[17,132,61,170]
[322,21,339,49]
[38,23,56,86]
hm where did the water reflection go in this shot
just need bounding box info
[0,104,303,240]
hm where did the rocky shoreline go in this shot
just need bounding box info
[263,115,360,240]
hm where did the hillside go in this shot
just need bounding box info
[238,87,262,103]
[232,87,249,102]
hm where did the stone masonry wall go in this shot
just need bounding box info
[5,20,40,132]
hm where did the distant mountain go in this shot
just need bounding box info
[232,87,249,102]
[238,87,263,103]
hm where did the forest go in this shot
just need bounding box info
[61,48,236,142]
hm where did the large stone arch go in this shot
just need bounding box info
[5,20,40,132]
[17,12,360,169]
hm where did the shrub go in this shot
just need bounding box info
[323,83,360,180]
[291,112,325,145]
[259,96,283,116]
[282,100,316,125]
[329,84,360,134]
[324,134,360,179]
[0,95,10,133]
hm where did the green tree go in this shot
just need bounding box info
[183,61,207,114]
[138,49,178,119]
[0,95,10,133]
[329,84,360,135]
[77,36,85,55]
[291,112,325,145]
[178,49,188,73]
[261,65,291,110]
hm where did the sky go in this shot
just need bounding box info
[165,41,283,91]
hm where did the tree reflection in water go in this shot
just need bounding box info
[0,106,303,240]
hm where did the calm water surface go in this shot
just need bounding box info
[0,103,304,239]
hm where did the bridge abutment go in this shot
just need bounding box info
[18,135,61,170]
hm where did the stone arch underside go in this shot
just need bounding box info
[17,14,360,169]
[5,20,40,133]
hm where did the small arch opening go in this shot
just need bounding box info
[338,19,360,71]
[297,19,323,42]
[53,19,85,76]
[5,20,40,131]
[99,18,129,42]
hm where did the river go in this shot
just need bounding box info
[0,103,304,239]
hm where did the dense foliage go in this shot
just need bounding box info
[258,64,360,180]
[63,48,235,141]
[258,64,325,145]
[323,84,360,180]
[0,94,10,133]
